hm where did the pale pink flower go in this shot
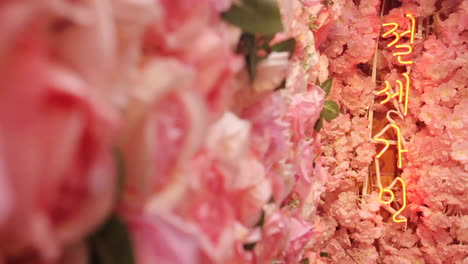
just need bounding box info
[143,0,213,52]
[284,216,314,263]
[419,104,452,135]
[254,206,289,263]
[180,27,243,119]
[322,113,352,138]
[120,59,206,212]
[241,92,290,169]
[455,216,468,243]
[175,150,237,262]
[350,220,380,245]
[231,152,271,226]
[205,112,271,226]
[451,140,468,165]
[127,212,201,264]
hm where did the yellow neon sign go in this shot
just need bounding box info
[378,187,394,204]
[377,178,408,223]
[400,14,416,44]
[376,81,392,104]
[390,124,408,168]
[376,73,410,111]
[402,73,410,116]
[392,177,407,223]
[382,15,416,65]
[393,44,413,64]
[374,137,390,158]
[375,13,414,223]
[382,22,400,47]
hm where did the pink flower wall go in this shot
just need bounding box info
[308,0,468,263]
[0,0,466,263]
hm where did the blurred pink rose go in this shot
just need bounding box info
[286,84,325,143]
[143,0,213,52]
[204,112,271,227]
[180,27,243,119]
[284,216,314,263]
[120,58,206,212]
[0,5,118,261]
[174,149,238,262]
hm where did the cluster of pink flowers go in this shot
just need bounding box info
[0,0,330,263]
[305,0,468,263]
[398,0,468,262]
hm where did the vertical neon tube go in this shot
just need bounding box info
[392,177,408,223]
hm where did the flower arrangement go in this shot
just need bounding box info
[0,0,466,263]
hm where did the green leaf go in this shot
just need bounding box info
[238,33,258,79]
[222,0,283,35]
[300,259,310,264]
[321,100,339,121]
[314,117,323,132]
[320,252,329,257]
[271,38,296,54]
[90,215,135,264]
[320,78,333,96]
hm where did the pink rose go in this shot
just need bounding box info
[143,0,213,52]
[254,206,289,263]
[286,84,325,142]
[180,27,243,119]
[204,112,271,227]
[174,150,237,262]
[0,3,118,261]
[126,212,202,264]
[120,58,206,212]
[284,216,314,263]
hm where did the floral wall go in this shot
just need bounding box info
[0,0,466,264]
[310,0,468,263]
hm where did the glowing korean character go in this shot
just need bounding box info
[393,44,413,64]
[381,14,416,46]
[392,177,407,223]
[400,14,416,44]
[376,73,410,115]
[374,123,408,168]
[382,22,400,47]
[382,14,416,64]
[378,177,408,223]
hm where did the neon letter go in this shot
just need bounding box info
[390,124,409,168]
[382,23,401,47]
[392,177,407,223]
[400,14,416,44]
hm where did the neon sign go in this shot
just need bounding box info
[373,13,416,223]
